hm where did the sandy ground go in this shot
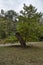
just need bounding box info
[0,42,43,47]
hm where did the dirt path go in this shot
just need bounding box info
[0,43,20,47]
[0,42,43,47]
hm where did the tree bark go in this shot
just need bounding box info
[15,32,26,48]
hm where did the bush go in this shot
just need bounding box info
[5,36,18,43]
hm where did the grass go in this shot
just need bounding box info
[0,42,43,65]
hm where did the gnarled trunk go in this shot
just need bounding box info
[15,32,26,48]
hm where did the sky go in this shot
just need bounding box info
[0,0,43,13]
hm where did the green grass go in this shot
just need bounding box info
[0,43,43,65]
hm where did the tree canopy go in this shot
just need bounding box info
[0,4,43,43]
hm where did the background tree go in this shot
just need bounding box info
[0,9,26,47]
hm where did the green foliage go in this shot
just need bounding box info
[16,22,29,42]
[5,36,18,43]
[5,10,17,20]
[0,4,43,43]
[17,4,43,42]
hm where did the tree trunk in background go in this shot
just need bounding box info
[15,32,26,48]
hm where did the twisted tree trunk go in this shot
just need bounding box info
[15,32,26,48]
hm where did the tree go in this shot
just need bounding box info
[17,4,42,42]
[0,4,43,47]
[5,10,17,19]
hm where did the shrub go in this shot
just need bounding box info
[5,36,18,43]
